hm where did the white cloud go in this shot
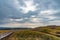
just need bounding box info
[20,0,39,13]
[31,15,36,18]
[46,16,56,20]
[30,17,43,23]
[10,18,23,21]
[24,17,28,19]
[1,0,60,27]
[38,9,59,20]
[40,10,58,15]
[30,18,39,22]
[0,22,45,28]
[48,20,60,25]
[13,0,39,14]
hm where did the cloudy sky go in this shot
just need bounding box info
[0,0,60,28]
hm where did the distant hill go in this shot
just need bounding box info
[0,25,60,30]
[0,27,32,30]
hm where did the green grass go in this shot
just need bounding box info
[5,26,60,40]
[16,30,60,40]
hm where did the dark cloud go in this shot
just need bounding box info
[0,0,60,26]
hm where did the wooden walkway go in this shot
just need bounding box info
[0,32,13,40]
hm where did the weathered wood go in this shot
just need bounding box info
[0,32,13,40]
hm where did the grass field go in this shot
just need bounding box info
[0,30,11,34]
[0,26,60,40]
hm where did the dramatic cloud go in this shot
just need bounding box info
[48,20,60,25]
[38,9,59,20]
[21,0,39,13]
[10,18,23,22]
[13,0,39,13]
[0,0,60,28]
[40,10,58,15]
[0,22,45,28]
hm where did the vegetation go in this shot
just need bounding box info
[16,30,60,40]
[0,30,10,34]
[0,26,60,40]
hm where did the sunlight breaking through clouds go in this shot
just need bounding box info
[13,0,39,14]
[20,0,39,13]
[0,0,60,28]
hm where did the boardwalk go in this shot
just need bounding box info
[0,32,13,40]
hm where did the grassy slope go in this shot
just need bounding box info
[0,26,60,40]
[15,30,60,40]
[33,26,60,36]
[8,27,60,40]
[0,30,11,34]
